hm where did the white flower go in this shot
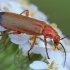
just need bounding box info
[0,0,12,3]
[0,26,6,31]
[6,1,23,13]
[58,66,69,70]
[19,42,30,56]
[29,60,69,70]
[29,61,48,70]
[60,39,70,53]
[65,52,70,69]
[9,33,30,44]
[47,50,64,66]
[0,1,23,13]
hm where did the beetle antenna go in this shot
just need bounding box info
[59,42,66,67]
[60,35,70,40]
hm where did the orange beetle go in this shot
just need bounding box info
[0,10,67,66]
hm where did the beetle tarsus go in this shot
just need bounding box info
[28,50,31,60]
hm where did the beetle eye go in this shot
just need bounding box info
[54,42,57,44]
[54,42,58,46]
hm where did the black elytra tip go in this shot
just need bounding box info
[0,12,4,23]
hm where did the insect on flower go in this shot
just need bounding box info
[0,10,68,66]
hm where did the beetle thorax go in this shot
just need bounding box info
[43,25,59,39]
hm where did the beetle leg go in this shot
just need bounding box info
[20,10,29,17]
[8,31,21,34]
[44,36,50,59]
[0,31,21,36]
[28,35,36,60]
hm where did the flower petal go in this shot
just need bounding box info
[0,26,6,31]
[47,50,64,65]
[29,61,48,69]
[9,33,30,44]
[0,0,12,3]
[19,42,31,56]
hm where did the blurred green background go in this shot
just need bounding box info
[30,0,70,36]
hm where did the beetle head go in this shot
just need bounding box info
[54,35,60,46]
[53,35,69,67]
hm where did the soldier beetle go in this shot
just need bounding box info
[0,10,68,66]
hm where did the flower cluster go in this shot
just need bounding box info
[0,0,70,70]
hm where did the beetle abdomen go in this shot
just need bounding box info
[1,12,46,35]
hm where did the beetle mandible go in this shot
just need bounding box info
[0,10,67,66]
